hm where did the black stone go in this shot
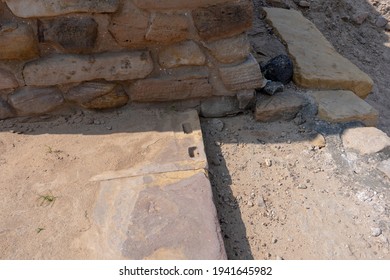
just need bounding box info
[261,54,293,84]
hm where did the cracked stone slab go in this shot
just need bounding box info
[309,90,379,126]
[263,8,374,98]
[78,170,226,260]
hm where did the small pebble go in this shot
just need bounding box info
[371,227,382,237]
[297,184,308,189]
[376,15,388,28]
[265,159,273,167]
[298,1,310,8]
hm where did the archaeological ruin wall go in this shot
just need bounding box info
[0,0,264,119]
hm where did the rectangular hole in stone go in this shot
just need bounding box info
[188,146,199,158]
[182,123,193,134]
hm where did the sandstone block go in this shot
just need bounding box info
[108,1,149,48]
[66,82,128,109]
[159,41,206,68]
[38,16,98,53]
[193,0,253,41]
[9,87,64,115]
[0,98,15,119]
[219,54,263,91]
[5,0,119,18]
[206,34,251,64]
[256,91,308,122]
[145,13,189,44]
[342,127,390,155]
[263,8,374,98]
[0,69,19,90]
[133,0,230,10]
[129,69,212,102]
[23,52,154,86]
[309,90,379,127]
[0,23,39,60]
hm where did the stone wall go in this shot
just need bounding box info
[0,0,264,119]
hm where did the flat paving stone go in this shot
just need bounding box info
[342,127,390,155]
[309,90,378,126]
[263,8,374,98]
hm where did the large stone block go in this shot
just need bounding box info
[342,127,390,155]
[192,0,253,41]
[0,23,39,60]
[23,52,154,86]
[0,69,19,90]
[145,13,189,44]
[264,8,374,98]
[38,16,98,53]
[219,54,263,91]
[256,91,308,122]
[206,34,251,64]
[129,69,213,102]
[5,0,119,18]
[159,41,206,68]
[66,82,129,109]
[0,98,15,119]
[9,86,64,115]
[133,0,231,10]
[309,90,379,127]
[108,1,150,48]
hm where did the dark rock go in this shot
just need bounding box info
[261,54,293,84]
[38,16,98,53]
[237,90,255,109]
[262,81,284,95]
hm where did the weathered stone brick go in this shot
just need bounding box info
[38,16,98,53]
[133,0,231,10]
[159,41,206,68]
[108,1,150,48]
[129,69,213,102]
[66,82,129,109]
[0,23,39,60]
[23,52,154,86]
[5,0,119,18]
[206,34,251,64]
[193,0,253,41]
[9,87,64,115]
[0,69,19,90]
[146,13,189,43]
[219,54,263,91]
[0,97,15,119]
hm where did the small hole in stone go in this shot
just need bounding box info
[188,147,198,158]
[182,123,193,134]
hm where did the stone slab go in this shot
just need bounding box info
[23,52,153,86]
[255,91,308,122]
[309,90,379,127]
[5,0,119,18]
[90,110,208,181]
[342,127,390,155]
[82,110,226,259]
[263,8,374,98]
[133,0,230,10]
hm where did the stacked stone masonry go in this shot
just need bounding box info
[0,0,263,119]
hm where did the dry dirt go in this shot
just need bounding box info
[1,0,390,260]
